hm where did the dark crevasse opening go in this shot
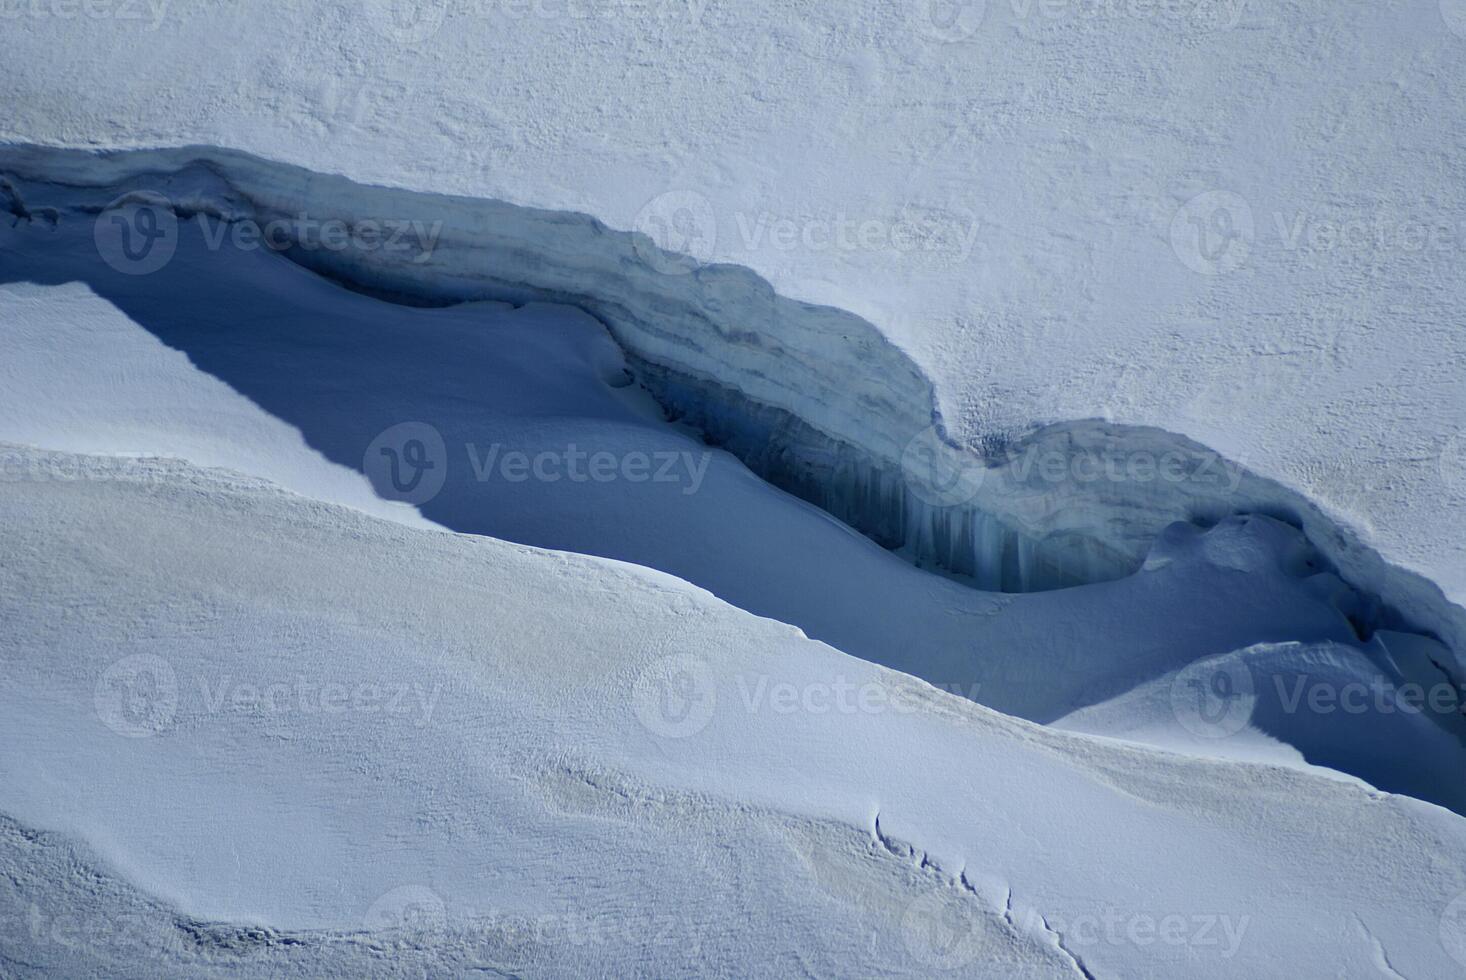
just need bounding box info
[2,142,1463,686]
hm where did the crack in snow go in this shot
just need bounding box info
[1039,912,1101,980]
[873,811,1107,979]
[1353,915,1410,980]
[3,146,1464,715]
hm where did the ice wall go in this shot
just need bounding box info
[3,143,1460,670]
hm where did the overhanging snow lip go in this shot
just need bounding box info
[2,139,1463,684]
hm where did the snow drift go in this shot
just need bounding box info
[4,444,1466,978]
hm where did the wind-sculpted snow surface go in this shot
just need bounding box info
[7,3,1466,976]
[7,0,1466,608]
[4,447,1466,978]
[8,198,1466,820]
[3,144,1462,681]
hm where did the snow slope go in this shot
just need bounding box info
[4,143,1463,692]
[6,3,1466,975]
[4,445,1466,977]
[5,201,1460,815]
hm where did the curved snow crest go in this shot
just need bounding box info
[2,141,1462,673]
[6,445,1466,978]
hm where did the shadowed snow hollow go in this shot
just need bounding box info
[4,147,1463,689]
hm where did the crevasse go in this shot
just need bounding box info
[3,142,1462,675]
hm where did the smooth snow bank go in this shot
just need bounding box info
[3,146,1463,688]
[1058,634,1466,815]
[4,446,1466,977]
[6,201,1462,813]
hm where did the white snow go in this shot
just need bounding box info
[4,445,1466,977]
[5,139,1461,675]
[8,210,1457,807]
[3,0,1463,605]
[5,1,1466,976]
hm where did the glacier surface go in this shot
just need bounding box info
[6,1,1466,975]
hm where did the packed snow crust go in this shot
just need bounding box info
[7,198,1463,819]
[4,0,1463,604]
[5,185,1466,973]
[7,2,1466,975]
[4,445,1466,978]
